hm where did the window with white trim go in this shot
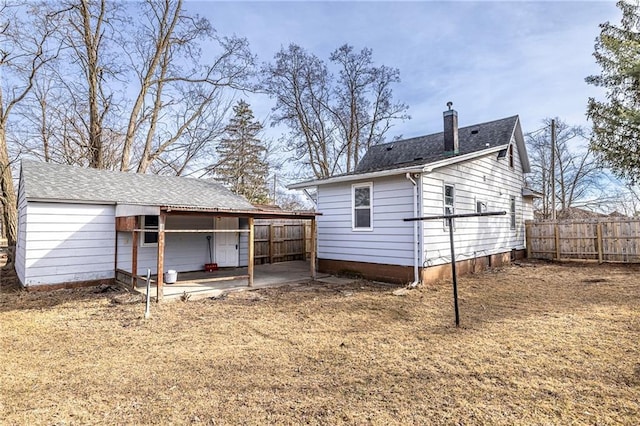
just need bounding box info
[510,196,516,229]
[476,199,487,213]
[141,215,159,247]
[352,183,373,230]
[444,184,455,228]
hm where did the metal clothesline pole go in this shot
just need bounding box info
[404,210,506,327]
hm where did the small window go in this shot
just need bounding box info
[352,183,373,230]
[444,184,455,228]
[510,196,516,229]
[142,215,159,246]
[509,144,514,168]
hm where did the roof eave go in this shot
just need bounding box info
[423,145,508,172]
[287,165,425,189]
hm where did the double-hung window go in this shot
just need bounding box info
[141,215,159,247]
[444,184,455,228]
[352,183,373,230]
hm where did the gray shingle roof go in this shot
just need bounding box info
[21,160,256,211]
[355,115,519,173]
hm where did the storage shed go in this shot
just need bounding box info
[16,161,317,299]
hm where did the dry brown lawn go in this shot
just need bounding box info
[1,261,639,425]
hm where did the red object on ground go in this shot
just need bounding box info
[204,263,218,272]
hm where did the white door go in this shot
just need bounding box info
[214,217,239,267]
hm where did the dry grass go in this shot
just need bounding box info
[1,261,639,425]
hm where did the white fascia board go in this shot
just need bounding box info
[26,197,117,205]
[287,165,425,189]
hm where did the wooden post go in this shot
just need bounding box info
[554,222,561,260]
[248,217,254,287]
[269,223,275,264]
[156,212,166,302]
[310,217,317,280]
[131,228,139,290]
[525,221,532,259]
[302,222,307,260]
[596,221,603,263]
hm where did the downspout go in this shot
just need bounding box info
[405,173,420,287]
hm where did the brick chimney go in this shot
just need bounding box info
[443,102,459,155]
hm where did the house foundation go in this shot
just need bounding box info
[319,249,526,285]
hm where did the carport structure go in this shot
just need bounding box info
[115,206,318,302]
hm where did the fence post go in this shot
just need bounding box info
[596,221,603,263]
[525,221,532,259]
[269,224,275,264]
[554,222,561,260]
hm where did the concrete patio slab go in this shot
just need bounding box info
[137,260,330,301]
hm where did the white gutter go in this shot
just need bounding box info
[405,172,420,287]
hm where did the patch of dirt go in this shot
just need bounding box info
[1,261,639,424]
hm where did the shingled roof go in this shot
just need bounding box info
[355,115,519,173]
[20,160,256,211]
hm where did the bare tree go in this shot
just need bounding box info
[0,2,59,245]
[120,0,255,174]
[526,118,605,218]
[261,43,409,179]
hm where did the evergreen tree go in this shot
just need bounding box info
[215,100,270,203]
[586,1,640,183]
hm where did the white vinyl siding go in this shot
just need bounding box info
[421,137,527,267]
[15,177,28,285]
[20,202,115,287]
[117,215,246,275]
[317,175,415,266]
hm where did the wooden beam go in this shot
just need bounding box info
[156,213,166,302]
[310,217,317,280]
[131,228,250,233]
[248,217,255,287]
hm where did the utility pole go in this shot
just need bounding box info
[272,174,277,205]
[551,119,556,220]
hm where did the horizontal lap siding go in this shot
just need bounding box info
[15,178,28,284]
[117,215,244,274]
[317,175,415,266]
[23,203,115,286]
[422,143,526,267]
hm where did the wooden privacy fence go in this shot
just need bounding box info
[253,220,312,264]
[525,218,640,263]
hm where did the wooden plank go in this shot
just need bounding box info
[115,216,136,231]
[554,223,561,260]
[248,217,254,287]
[175,275,250,285]
[269,223,275,264]
[596,222,603,263]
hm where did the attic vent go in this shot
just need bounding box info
[413,157,423,161]
[386,145,394,151]
[471,129,479,135]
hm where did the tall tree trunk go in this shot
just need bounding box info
[0,126,17,246]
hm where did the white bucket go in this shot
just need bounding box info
[164,270,177,284]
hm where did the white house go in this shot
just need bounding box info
[16,161,316,298]
[289,106,536,284]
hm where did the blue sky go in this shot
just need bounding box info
[187,0,619,140]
